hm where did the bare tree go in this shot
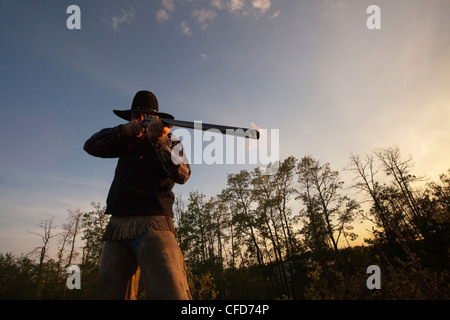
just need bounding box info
[66,209,83,266]
[61,209,83,299]
[28,217,56,298]
[58,209,83,267]
[374,146,427,240]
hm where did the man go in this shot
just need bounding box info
[83,90,191,300]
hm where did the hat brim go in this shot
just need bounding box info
[113,109,175,121]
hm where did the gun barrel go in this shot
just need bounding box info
[142,117,260,140]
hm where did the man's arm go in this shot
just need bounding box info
[84,119,146,158]
[83,125,130,158]
[146,117,190,184]
[152,133,191,185]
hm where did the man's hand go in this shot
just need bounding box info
[119,119,146,138]
[147,117,173,142]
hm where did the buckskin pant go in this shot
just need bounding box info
[97,230,191,300]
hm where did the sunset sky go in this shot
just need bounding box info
[1,0,449,256]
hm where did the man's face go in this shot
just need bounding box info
[132,112,156,122]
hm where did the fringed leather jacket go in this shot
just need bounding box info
[83,125,190,218]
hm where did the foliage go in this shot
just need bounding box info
[187,268,219,300]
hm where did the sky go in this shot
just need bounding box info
[1,0,449,256]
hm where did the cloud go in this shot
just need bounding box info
[210,0,225,10]
[229,0,246,14]
[162,0,175,12]
[217,0,273,18]
[200,53,209,60]
[192,8,217,29]
[252,0,271,14]
[157,0,175,23]
[157,9,170,23]
[102,6,136,31]
[156,0,275,33]
[192,8,217,24]
[229,0,245,12]
[181,21,193,36]
[269,9,281,20]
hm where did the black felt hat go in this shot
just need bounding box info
[113,90,174,121]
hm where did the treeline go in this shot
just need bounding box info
[175,147,449,299]
[0,203,108,299]
[0,147,448,299]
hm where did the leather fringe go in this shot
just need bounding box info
[102,215,175,241]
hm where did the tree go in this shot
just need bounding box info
[28,217,56,298]
[297,156,359,253]
[420,169,450,238]
[79,202,108,298]
[296,157,329,254]
[217,189,238,270]
[174,193,186,247]
[272,157,301,257]
[185,190,210,263]
[374,146,427,240]
[0,253,36,299]
[348,148,450,299]
[81,202,108,266]
[251,158,302,298]
[349,147,436,245]
[224,170,264,267]
[57,208,83,298]
[209,196,229,274]
[58,209,83,267]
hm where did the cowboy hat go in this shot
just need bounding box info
[113,90,175,121]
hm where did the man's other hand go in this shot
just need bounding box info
[147,117,173,142]
[119,119,146,138]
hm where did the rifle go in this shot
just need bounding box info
[141,116,260,140]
